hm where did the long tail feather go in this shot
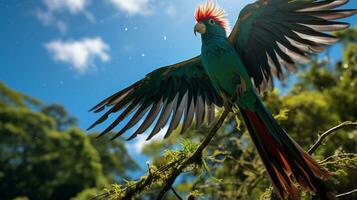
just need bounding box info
[239,94,335,200]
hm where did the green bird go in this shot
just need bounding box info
[89,1,356,199]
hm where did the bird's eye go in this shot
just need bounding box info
[208,19,215,25]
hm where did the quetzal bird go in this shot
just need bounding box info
[89,0,356,199]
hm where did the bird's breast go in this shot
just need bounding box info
[201,43,244,96]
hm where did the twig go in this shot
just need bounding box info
[197,181,243,189]
[171,187,183,200]
[319,153,356,164]
[308,121,357,154]
[336,188,357,198]
[155,109,230,200]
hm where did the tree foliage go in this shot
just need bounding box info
[0,83,138,200]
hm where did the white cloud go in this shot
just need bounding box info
[126,126,168,154]
[36,10,68,34]
[45,37,110,73]
[36,10,53,25]
[43,0,88,14]
[36,0,92,33]
[109,0,152,15]
[164,4,177,17]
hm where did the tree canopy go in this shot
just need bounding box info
[0,82,138,200]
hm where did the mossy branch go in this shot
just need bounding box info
[155,109,229,200]
[308,121,357,154]
[93,109,229,200]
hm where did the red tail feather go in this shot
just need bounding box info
[242,108,335,200]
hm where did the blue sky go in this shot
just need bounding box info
[1,0,356,161]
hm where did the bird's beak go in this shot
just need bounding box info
[194,22,206,36]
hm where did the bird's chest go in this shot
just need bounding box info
[201,43,236,72]
[201,43,242,95]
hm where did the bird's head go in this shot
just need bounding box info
[194,1,229,39]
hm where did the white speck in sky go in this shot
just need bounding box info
[142,53,145,57]
[124,27,128,31]
[163,36,167,41]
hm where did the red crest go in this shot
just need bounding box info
[194,1,229,31]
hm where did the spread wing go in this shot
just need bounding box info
[228,0,357,91]
[88,56,224,141]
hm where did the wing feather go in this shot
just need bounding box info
[127,99,163,140]
[303,9,357,20]
[111,103,151,140]
[298,0,348,12]
[165,92,188,138]
[195,95,205,129]
[89,57,223,141]
[99,99,142,137]
[180,95,195,135]
[146,94,177,141]
[229,0,356,91]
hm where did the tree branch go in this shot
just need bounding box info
[319,153,356,164]
[171,187,183,200]
[336,188,357,198]
[155,109,230,200]
[308,121,357,154]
